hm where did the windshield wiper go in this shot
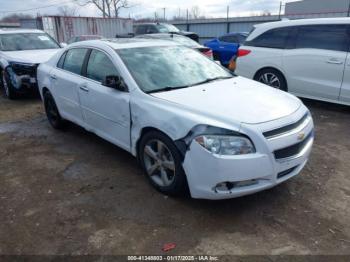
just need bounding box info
[147,85,190,94]
[147,76,234,94]
[190,76,234,87]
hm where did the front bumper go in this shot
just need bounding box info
[6,66,38,93]
[182,108,314,200]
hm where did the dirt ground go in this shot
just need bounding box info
[0,89,349,256]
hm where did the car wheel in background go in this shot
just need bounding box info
[1,69,17,99]
[139,131,188,196]
[254,68,287,91]
[43,91,67,129]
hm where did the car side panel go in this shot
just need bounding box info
[235,46,284,79]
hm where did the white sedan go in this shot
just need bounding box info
[37,39,314,200]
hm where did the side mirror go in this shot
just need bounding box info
[60,42,68,48]
[103,75,127,91]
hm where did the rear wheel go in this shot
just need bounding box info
[44,91,67,129]
[254,68,287,91]
[139,131,188,196]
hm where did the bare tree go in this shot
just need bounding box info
[190,6,201,19]
[76,0,132,18]
[0,13,33,23]
[58,5,78,16]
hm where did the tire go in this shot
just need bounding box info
[43,91,67,130]
[254,68,287,91]
[1,69,17,99]
[139,131,188,196]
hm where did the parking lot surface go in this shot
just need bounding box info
[0,91,349,255]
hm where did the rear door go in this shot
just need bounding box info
[78,49,131,151]
[283,24,348,100]
[339,26,350,104]
[51,48,88,126]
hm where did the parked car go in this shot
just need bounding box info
[133,23,199,42]
[235,18,350,106]
[135,33,213,59]
[37,39,314,200]
[0,29,61,99]
[204,33,248,66]
[67,35,103,44]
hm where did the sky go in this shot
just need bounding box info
[0,0,290,20]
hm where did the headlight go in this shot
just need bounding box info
[195,135,255,155]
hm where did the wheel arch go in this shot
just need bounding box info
[253,66,288,90]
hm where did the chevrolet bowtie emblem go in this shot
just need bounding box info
[297,132,305,141]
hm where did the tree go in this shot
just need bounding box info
[58,5,78,16]
[0,14,33,23]
[76,0,132,18]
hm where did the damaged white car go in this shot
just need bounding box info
[0,29,61,99]
[37,39,314,200]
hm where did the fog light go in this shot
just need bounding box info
[215,180,258,193]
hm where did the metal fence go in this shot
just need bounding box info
[171,12,349,44]
[20,16,133,43]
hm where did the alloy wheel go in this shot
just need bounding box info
[143,139,176,187]
[258,72,281,89]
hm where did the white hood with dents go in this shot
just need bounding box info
[151,76,301,124]
[2,49,61,64]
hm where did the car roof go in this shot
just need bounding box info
[247,17,350,41]
[69,38,180,49]
[0,28,45,34]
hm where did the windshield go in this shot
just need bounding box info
[0,33,60,51]
[117,46,233,93]
[156,24,180,33]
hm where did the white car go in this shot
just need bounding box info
[235,18,350,106]
[37,39,314,200]
[0,29,61,99]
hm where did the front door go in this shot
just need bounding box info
[78,49,131,151]
[283,24,348,101]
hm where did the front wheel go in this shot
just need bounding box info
[139,131,188,196]
[1,69,17,99]
[254,69,287,91]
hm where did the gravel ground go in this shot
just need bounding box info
[0,90,349,256]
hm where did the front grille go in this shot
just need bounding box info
[263,113,309,139]
[11,64,38,77]
[277,165,298,179]
[274,131,313,160]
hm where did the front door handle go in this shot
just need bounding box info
[50,74,57,80]
[79,85,89,92]
[326,58,343,65]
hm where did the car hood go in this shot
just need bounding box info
[151,77,301,125]
[2,49,61,64]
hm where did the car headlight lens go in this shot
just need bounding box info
[195,135,255,155]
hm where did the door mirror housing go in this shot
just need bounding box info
[103,75,127,92]
[60,42,68,48]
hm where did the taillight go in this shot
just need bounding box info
[203,49,213,59]
[237,49,251,57]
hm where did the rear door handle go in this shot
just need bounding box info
[326,58,343,65]
[79,85,89,92]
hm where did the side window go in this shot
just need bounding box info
[247,27,291,49]
[62,48,88,75]
[146,25,157,34]
[135,25,146,34]
[220,35,238,43]
[86,50,118,82]
[295,25,348,52]
[57,52,67,69]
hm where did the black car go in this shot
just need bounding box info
[133,23,199,42]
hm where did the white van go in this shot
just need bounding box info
[236,18,350,106]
